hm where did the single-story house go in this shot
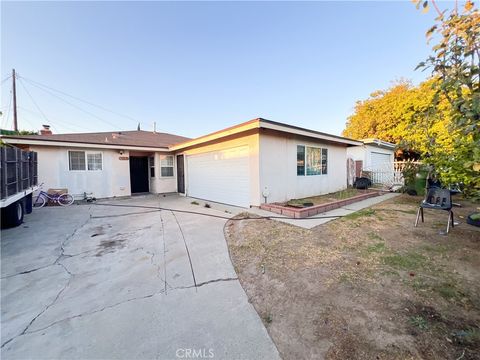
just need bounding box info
[346,138,396,184]
[1,118,364,207]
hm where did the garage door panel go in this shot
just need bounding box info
[186,146,250,207]
[371,152,391,169]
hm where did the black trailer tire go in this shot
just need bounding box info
[14,201,24,226]
[10,200,24,227]
[1,200,24,228]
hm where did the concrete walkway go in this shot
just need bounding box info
[1,195,279,360]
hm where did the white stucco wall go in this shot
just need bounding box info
[149,152,177,194]
[259,131,348,204]
[29,130,354,205]
[30,145,131,199]
[346,145,367,164]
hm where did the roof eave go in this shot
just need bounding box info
[170,118,363,150]
[1,137,171,152]
[361,138,396,149]
[259,119,363,146]
[169,119,261,151]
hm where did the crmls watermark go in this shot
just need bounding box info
[175,348,214,359]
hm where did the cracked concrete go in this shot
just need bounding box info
[1,194,279,359]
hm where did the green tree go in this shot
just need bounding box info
[415,0,480,198]
[344,1,479,199]
[0,129,37,136]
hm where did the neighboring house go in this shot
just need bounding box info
[346,138,396,185]
[1,118,363,207]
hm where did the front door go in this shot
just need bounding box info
[129,156,149,193]
[355,160,363,178]
[177,155,185,193]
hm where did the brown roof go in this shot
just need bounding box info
[1,130,191,149]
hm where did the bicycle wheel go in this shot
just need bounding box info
[58,193,74,206]
[33,195,46,208]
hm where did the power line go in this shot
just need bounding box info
[1,75,12,85]
[3,89,13,129]
[19,77,122,130]
[18,106,95,132]
[18,75,141,125]
[16,113,38,131]
[17,77,51,126]
[16,78,65,133]
[19,112,77,134]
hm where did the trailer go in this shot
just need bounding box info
[1,145,38,228]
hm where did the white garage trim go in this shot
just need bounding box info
[186,146,251,208]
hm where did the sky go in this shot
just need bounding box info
[1,1,441,138]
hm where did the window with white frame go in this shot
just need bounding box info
[160,155,174,177]
[68,151,102,171]
[69,151,86,170]
[87,153,102,171]
[149,156,155,178]
[297,145,328,176]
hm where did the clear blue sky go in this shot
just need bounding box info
[1,1,439,137]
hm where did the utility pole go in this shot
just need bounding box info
[12,69,18,132]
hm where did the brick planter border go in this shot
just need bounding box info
[259,191,382,218]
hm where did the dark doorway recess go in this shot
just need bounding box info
[177,155,185,194]
[130,156,149,193]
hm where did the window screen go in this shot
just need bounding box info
[297,145,305,176]
[87,153,102,171]
[69,151,86,170]
[160,155,174,177]
[149,156,155,177]
[321,148,328,174]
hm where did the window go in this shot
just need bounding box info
[306,147,322,175]
[69,151,86,170]
[297,145,305,175]
[160,155,174,177]
[87,153,102,171]
[296,145,328,176]
[149,156,155,178]
[321,148,328,175]
[68,151,102,171]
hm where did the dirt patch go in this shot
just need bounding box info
[225,195,480,360]
[286,188,371,206]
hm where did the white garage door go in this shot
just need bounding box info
[371,152,391,170]
[186,146,250,208]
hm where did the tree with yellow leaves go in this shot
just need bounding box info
[342,79,456,157]
[344,0,479,199]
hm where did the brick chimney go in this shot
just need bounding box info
[39,125,52,135]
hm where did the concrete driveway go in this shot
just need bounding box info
[1,195,279,360]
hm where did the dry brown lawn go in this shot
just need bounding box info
[286,188,366,206]
[225,195,480,360]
